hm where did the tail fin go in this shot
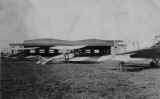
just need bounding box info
[36,56,48,64]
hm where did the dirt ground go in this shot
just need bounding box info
[1,58,160,99]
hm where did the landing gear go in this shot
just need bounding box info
[150,61,157,67]
[150,58,160,67]
[64,54,69,63]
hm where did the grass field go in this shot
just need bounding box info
[1,58,160,99]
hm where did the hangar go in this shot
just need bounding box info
[9,38,126,57]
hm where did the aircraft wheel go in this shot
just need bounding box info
[150,61,158,67]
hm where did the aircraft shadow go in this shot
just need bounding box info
[119,64,160,72]
[46,61,100,64]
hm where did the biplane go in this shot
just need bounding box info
[117,41,160,67]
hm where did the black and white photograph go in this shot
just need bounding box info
[1,0,160,99]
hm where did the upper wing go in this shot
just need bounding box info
[116,47,152,55]
[51,45,87,50]
[116,47,160,59]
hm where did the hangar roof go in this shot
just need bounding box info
[23,38,117,47]
[9,38,124,47]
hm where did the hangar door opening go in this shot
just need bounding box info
[74,46,111,57]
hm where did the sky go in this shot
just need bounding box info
[30,0,160,41]
[0,0,35,48]
[1,0,160,48]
